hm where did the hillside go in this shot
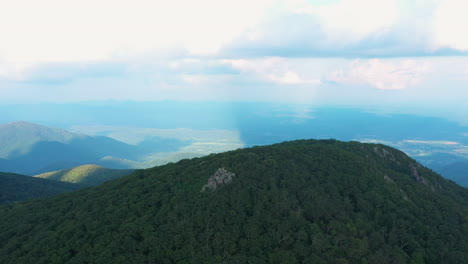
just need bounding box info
[0,140,467,263]
[0,172,81,205]
[35,165,134,187]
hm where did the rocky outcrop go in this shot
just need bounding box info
[374,146,396,162]
[383,174,394,184]
[409,164,428,184]
[409,163,435,190]
[201,168,235,192]
[399,188,410,201]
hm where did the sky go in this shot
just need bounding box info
[0,0,467,120]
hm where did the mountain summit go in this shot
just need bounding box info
[0,121,80,159]
[0,140,466,263]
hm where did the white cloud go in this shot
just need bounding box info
[270,71,307,85]
[328,59,432,90]
[0,62,32,81]
[294,0,399,40]
[0,0,467,106]
[225,0,464,58]
[0,0,465,74]
[403,140,460,145]
[0,56,466,107]
[434,0,468,51]
[181,74,232,85]
[0,0,272,65]
[224,58,321,85]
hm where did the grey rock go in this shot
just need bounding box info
[201,168,235,192]
[383,174,394,183]
[374,146,396,162]
[409,163,433,190]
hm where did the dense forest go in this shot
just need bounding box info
[0,172,81,205]
[0,139,467,263]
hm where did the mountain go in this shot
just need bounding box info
[0,121,78,158]
[35,164,134,187]
[0,172,81,205]
[3,104,468,186]
[0,140,467,263]
[0,121,161,174]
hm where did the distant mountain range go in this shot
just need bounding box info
[0,140,466,263]
[0,121,190,175]
[0,172,81,205]
[1,119,467,187]
[35,164,134,187]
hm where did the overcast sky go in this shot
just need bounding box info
[0,0,467,117]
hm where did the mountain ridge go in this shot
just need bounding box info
[0,121,83,159]
[0,139,466,263]
[0,122,156,174]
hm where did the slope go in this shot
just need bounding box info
[0,140,467,264]
[35,165,135,187]
[0,172,82,205]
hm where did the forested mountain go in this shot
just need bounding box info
[0,172,81,205]
[35,164,134,187]
[0,140,467,263]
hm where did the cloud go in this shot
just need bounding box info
[327,59,432,90]
[223,0,468,58]
[0,61,129,85]
[295,0,399,39]
[181,74,233,85]
[224,58,321,85]
[0,56,466,114]
[269,71,310,85]
[0,0,272,65]
[0,0,466,78]
[403,140,460,146]
[434,0,468,51]
[0,0,467,108]
[0,62,32,81]
[0,57,326,103]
